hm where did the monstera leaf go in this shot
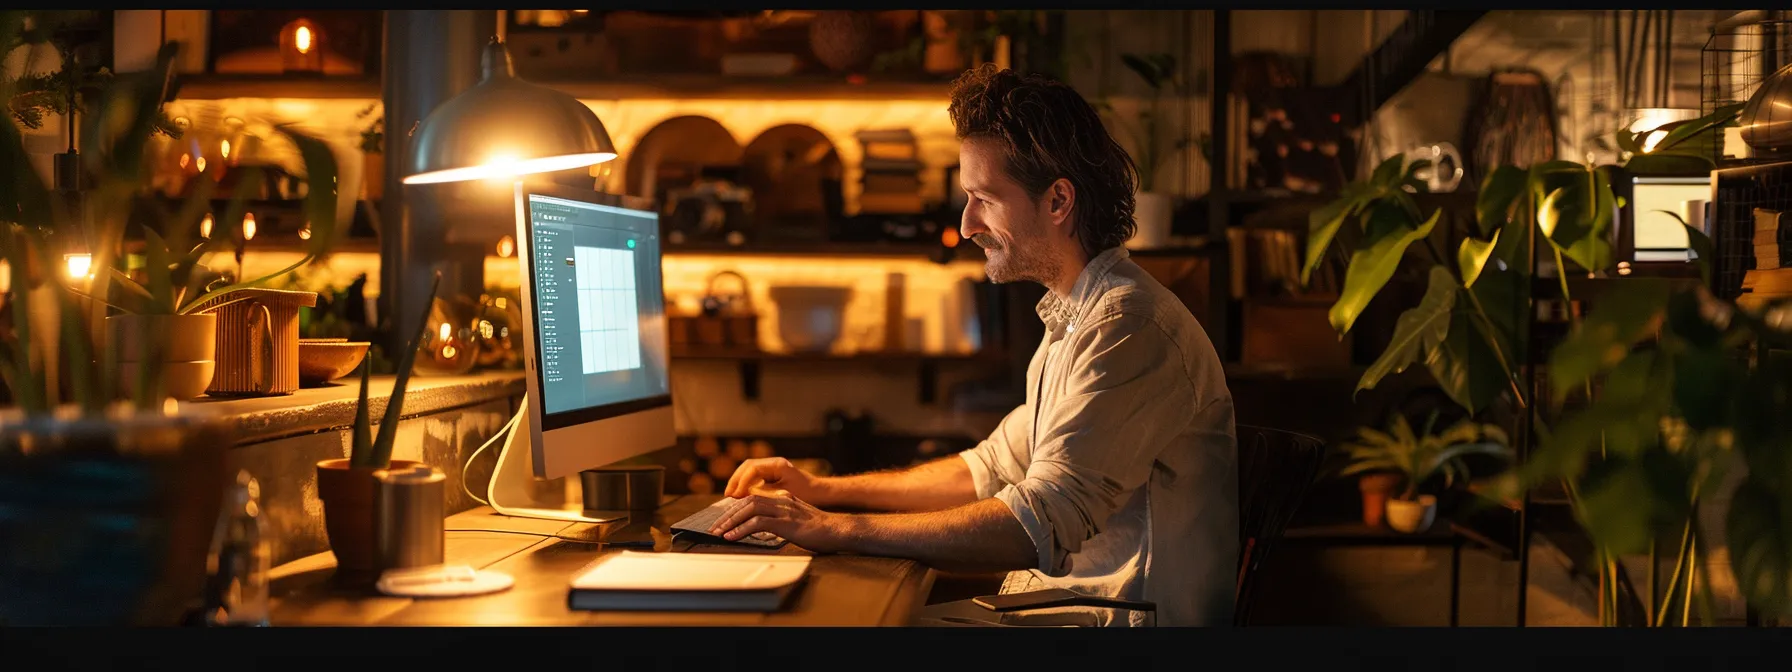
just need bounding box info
[1329,204,1440,335]
[1726,480,1792,615]
[1356,265,1455,399]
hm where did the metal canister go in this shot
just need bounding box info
[373,465,446,572]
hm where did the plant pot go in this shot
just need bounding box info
[1386,495,1438,534]
[106,313,218,400]
[315,457,425,587]
[1128,191,1173,250]
[1358,472,1400,527]
[0,407,231,625]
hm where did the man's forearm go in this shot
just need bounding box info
[833,498,1037,574]
[812,455,978,512]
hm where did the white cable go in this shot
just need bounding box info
[464,403,525,506]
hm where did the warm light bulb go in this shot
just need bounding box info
[439,322,452,341]
[298,225,312,240]
[941,228,960,248]
[295,26,313,54]
[196,157,207,172]
[221,139,231,159]
[494,297,507,310]
[242,213,257,241]
[180,154,190,169]
[64,253,92,281]
[496,235,516,258]
[479,320,495,339]
[442,344,458,359]
[200,214,214,239]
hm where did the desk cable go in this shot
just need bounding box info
[462,403,527,507]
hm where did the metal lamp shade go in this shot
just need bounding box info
[403,38,616,185]
[1741,62,1792,155]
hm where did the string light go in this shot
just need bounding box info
[242,213,257,241]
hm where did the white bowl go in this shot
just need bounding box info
[768,286,853,353]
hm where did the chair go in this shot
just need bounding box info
[971,424,1327,626]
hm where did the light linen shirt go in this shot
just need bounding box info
[958,247,1238,627]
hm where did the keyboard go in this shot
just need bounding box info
[670,500,788,549]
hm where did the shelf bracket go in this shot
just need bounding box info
[738,360,761,401]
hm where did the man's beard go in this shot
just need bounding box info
[971,231,1051,285]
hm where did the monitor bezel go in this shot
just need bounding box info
[513,182,672,434]
[1615,169,1716,264]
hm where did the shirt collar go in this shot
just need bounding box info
[1035,247,1130,328]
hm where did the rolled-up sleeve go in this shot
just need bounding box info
[992,313,1192,576]
[959,403,1033,500]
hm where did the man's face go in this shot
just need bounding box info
[958,138,1055,284]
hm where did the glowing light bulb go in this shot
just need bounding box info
[180,154,190,169]
[494,297,507,310]
[442,344,458,359]
[242,213,257,241]
[496,235,516,258]
[196,157,207,172]
[64,253,92,281]
[295,26,313,54]
[200,214,214,239]
[439,322,452,341]
[221,139,231,159]
[479,320,494,339]
[298,224,312,240]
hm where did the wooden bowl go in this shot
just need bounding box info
[298,339,370,386]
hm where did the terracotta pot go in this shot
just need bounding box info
[1387,495,1438,534]
[315,458,424,586]
[1358,472,1400,527]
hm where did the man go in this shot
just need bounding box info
[709,64,1238,627]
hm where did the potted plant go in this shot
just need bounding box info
[314,271,440,586]
[0,27,281,624]
[1101,53,1199,250]
[1339,413,1511,533]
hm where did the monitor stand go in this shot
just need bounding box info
[486,405,630,525]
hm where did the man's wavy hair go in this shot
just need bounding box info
[948,63,1139,260]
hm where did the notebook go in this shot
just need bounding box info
[567,551,810,612]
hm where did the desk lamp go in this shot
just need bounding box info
[403,37,616,185]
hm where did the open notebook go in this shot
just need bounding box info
[567,551,811,612]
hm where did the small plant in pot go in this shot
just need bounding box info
[314,271,440,587]
[1339,413,1511,533]
[1099,52,1199,250]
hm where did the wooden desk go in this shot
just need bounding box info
[269,495,936,626]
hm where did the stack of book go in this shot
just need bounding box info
[856,129,924,214]
[1755,208,1788,271]
[1740,266,1792,312]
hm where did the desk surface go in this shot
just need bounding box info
[269,495,936,626]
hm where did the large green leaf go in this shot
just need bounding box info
[1475,166,1529,238]
[1329,205,1440,334]
[1725,479,1792,615]
[1469,265,1525,363]
[275,125,341,257]
[1356,265,1456,398]
[1458,229,1501,289]
[1537,167,1616,273]
[1302,189,1362,285]
[1652,103,1745,153]
[1547,278,1674,396]
[1674,347,1741,431]
[1578,451,1693,556]
[1524,394,1665,485]
[1370,155,1405,188]
[1425,305,1508,414]
[1601,349,1666,407]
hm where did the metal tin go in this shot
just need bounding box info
[579,465,664,513]
[373,465,446,572]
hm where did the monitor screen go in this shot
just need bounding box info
[522,193,671,421]
[1630,176,1711,262]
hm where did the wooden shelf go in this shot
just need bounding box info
[172,74,382,100]
[671,347,1004,404]
[535,74,953,101]
[664,241,978,260]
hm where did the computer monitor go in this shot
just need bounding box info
[1617,173,1714,264]
[487,182,674,524]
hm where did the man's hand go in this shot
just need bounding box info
[709,492,849,553]
[724,457,828,504]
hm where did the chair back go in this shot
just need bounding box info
[1232,424,1325,625]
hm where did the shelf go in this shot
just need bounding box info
[664,241,978,260]
[672,347,1004,404]
[535,74,954,101]
[172,74,382,100]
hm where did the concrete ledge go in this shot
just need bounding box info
[183,371,527,446]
